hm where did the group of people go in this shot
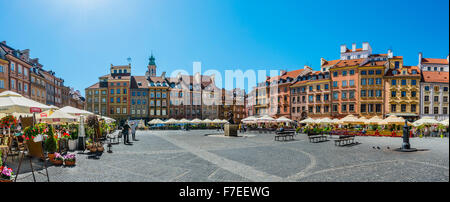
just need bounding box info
[120,121,138,145]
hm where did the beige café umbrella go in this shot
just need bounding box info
[220,119,229,124]
[0,91,52,113]
[59,106,93,116]
[241,116,257,123]
[384,115,407,125]
[39,109,78,123]
[164,118,178,124]
[340,115,359,124]
[178,118,190,124]
[148,119,164,124]
[190,118,203,124]
[276,116,294,123]
[256,115,275,123]
[412,117,440,127]
[299,117,314,124]
[202,119,213,124]
[317,117,333,124]
[440,118,449,126]
[365,116,384,125]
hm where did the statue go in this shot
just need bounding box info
[227,111,235,124]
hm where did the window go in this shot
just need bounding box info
[333,72,338,77]
[0,80,4,89]
[342,91,347,99]
[376,90,382,97]
[375,70,382,75]
[361,79,366,85]
[333,104,338,112]
[361,70,367,75]
[424,96,429,101]
[342,80,347,87]
[110,89,114,94]
[137,92,141,96]
[350,70,355,75]
[434,86,440,92]
[391,104,396,112]
[341,104,347,112]
[444,107,448,115]
[361,104,366,113]
[123,89,127,94]
[117,108,120,114]
[401,80,406,85]
[434,107,439,114]
[444,87,449,92]
[132,92,135,96]
[401,104,407,112]
[11,63,15,71]
[401,91,406,97]
[316,95,321,102]
[324,84,329,90]
[368,78,374,85]
[316,85,320,91]
[376,78,382,85]
[425,86,430,91]
[309,95,314,102]
[391,80,396,85]
[394,61,400,69]
[411,104,416,112]
[361,90,366,97]
[349,80,354,86]
[349,91,355,99]
[368,104,373,112]
[117,89,120,94]
[424,106,429,114]
[434,67,438,71]
[117,97,120,103]
[368,70,374,75]
[444,96,448,103]
[368,90,374,97]
[376,104,382,113]
[309,86,313,91]
[324,94,329,101]
[24,84,27,92]
[333,92,339,100]
[333,81,338,87]
[411,80,416,85]
[342,71,347,76]
[434,96,439,102]
[411,91,416,97]
[11,79,15,89]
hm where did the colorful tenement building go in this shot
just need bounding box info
[246,42,448,122]
[0,41,84,109]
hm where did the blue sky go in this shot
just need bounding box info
[0,0,448,95]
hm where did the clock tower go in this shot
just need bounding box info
[148,54,156,77]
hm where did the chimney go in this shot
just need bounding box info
[362,42,369,51]
[161,71,166,80]
[352,43,356,52]
[21,49,30,61]
[320,58,326,67]
[340,44,347,53]
[418,52,423,67]
[388,49,393,59]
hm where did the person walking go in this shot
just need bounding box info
[122,122,131,144]
[131,121,138,141]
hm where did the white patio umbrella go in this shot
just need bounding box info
[241,116,257,123]
[440,119,449,126]
[331,118,342,124]
[202,119,213,124]
[59,106,93,116]
[355,116,368,125]
[0,91,52,113]
[365,116,384,125]
[384,115,406,125]
[148,119,163,124]
[340,115,359,124]
[299,117,314,124]
[178,118,190,124]
[190,118,203,124]
[212,119,222,124]
[412,117,440,127]
[276,116,294,123]
[220,119,229,124]
[256,115,275,123]
[164,118,178,124]
[39,109,78,123]
[317,117,333,124]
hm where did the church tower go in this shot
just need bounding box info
[148,54,156,77]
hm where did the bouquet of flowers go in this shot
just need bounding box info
[0,115,17,129]
[63,153,76,166]
[0,165,15,181]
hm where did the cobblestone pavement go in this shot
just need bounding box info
[8,130,449,182]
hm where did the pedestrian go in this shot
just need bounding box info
[131,121,138,141]
[122,122,131,144]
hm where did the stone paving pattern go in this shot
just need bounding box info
[8,130,449,182]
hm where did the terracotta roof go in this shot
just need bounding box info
[360,60,386,67]
[422,58,448,65]
[370,53,388,57]
[281,69,305,79]
[107,75,131,80]
[86,82,100,89]
[130,76,150,89]
[422,71,449,83]
[291,80,308,86]
[385,66,421,77]
[392,56,403,59]
[333,59,364,68]
[322,59,340,67]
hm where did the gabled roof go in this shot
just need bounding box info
[422,71,449,83]
[360,60,387,67]
[281,69,305,80]
[86,82,100,89]
[130,76,150,89]
[422,58,448,65]
[385,66,421,77]
[333,59,364,68]
[322,59,340,67]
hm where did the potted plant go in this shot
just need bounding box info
[52,152,64,165]
[63,153,76,166]
[0,165,15,182]
[68,124,78,151]
[44,126,57,161]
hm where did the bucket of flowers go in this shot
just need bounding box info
[0,165,15,182]
[52,153,64,166]
[63,153,76,166]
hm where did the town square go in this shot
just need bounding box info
[0,0,448,186]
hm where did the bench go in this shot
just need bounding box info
[275,131,295,141]
[307,132,327,143]
[334,135,355,146]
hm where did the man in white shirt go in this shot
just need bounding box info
[130,121,138,141]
